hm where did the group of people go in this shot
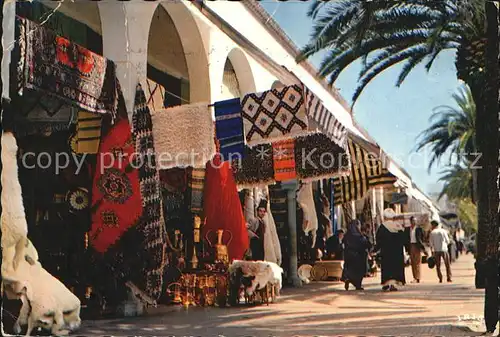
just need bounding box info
[337,216,453,291]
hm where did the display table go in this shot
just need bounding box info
[166,270,229,308]
[310,260,343,281]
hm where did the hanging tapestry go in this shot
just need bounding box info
[303,86,348,149]
[16,17,118,117]
[333,138,397,204]
[214,98,245,162]
[231,144,275,188]
[90,118,142,253]
[203,156,249,261]
[187,167,205,214]
[241,84,308,146]
[145,78,166,111]
[151,103,215,169]
[132,84,168,299]
[294,133,350,182]
[272,139,296,181]
[76,111,102,154]
[159,168,188,228]
[10,92,75,137]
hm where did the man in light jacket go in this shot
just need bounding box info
[429,220,452,283]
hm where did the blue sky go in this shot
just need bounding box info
[261,1,461,195]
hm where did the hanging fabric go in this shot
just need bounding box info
[297,182,318,247]
[186,167,205,214]
[214,98,245,162]
[132,84,168,299]
[151,102,215,169]
[232,144,275,188]
[76,111,101,154]
[294,133,350,182]
[203,156,249,261]
[241,84,308,146]
[303,86,348,150]
[16,17,118,117]
[272,139,296,181]
[89,118,142,253]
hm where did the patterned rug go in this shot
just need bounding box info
[272,139,296,182]
[187,167,205,215]
[294,133,350,182]
[132,84,168,300]
[159,168,188,226]
[16,17,118,117]
[214,98,245,162]
[151,103,215,169]
[241,84,308,146]
[90,118,142,253]
[231,144,275,188]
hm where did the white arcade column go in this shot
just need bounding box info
[282,181,302,287]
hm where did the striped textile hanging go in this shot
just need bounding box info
[333,138,397,204]
[303,86,348,149]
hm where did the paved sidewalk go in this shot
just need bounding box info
[78,254,491,337]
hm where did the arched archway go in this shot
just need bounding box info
[225,48,256,96]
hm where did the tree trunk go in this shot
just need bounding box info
[475,1,500,332]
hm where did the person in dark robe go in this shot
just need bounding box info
[246,199,267,261]
[326,229,345,260]
[341,220,371,291]
[375,214,406,291]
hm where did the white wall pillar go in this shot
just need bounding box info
[98,1,157,122]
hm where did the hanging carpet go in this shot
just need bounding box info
[151,102,215,169]
[76,111,102,154]
[159,168,188,226]
[16,17,118,117]
[241,84,308,146]
[294,133,350,182]
[187,167,205,215]
[333,138,397,204]
[214,98,245,162]
[89,118,142,254]
[203,156,249,261]
[231,144,275,188]
[132,84,168,299]
[272,139,296,182]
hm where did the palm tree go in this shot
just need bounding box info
[298,0,498,328]
[416,84,476,171]
[438,164,473,201]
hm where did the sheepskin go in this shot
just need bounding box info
[6,259,81,336]
[1,132,30,277]
[297,182,318,246]
[151,103,215,169]
[229,260,283,296]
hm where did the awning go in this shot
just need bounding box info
[333,136,398,204]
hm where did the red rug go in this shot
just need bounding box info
[90,118,142,253]
[203,155,249,261]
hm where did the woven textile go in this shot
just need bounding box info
[214,98,245,162]
[16,17,118,117]
[76,111,101,154]
[187,168,205,214]
[159,168,188,226]
[272,139,296,181]
[333,138,397,204]
[132,84,167,299]
[151,103,215,169]
[294,133,350,182]
[203,156,249,261]
[241,84,308,146]
[145,78,166,111]
[90,118,142,253]
[231,144,275,188]
[304,86,347,149]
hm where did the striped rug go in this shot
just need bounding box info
[333,138,397,204]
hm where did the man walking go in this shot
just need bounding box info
[409,216,425,283]
[429,220,452,283]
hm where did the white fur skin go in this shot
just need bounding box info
[1,132,30,276]
[229,260,283,296]
[5,259,81,336]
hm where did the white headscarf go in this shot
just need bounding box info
[382,208,403,233]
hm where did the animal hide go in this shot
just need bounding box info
[151,103,216,169]
[297,182,318,247]
[1,132,29,277]
[254,187,282,266]
[229,260,283,296]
